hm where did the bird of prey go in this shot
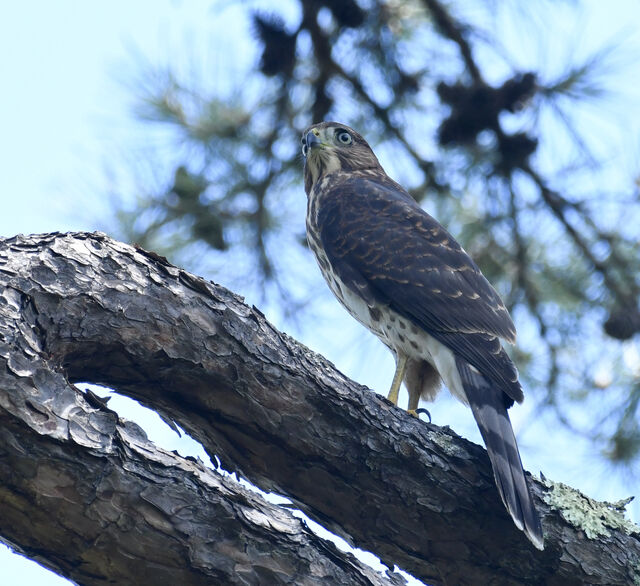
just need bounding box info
[301,121,544,550]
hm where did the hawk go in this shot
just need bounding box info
[302,121,543,550]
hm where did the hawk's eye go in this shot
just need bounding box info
[336,130,352,145]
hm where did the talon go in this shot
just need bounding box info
[415,408,432,423]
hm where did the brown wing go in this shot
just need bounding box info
[317,175,522,402]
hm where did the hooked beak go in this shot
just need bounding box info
[305,131,321,151]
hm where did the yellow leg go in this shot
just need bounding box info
[387,354,408,406]
[407,388,420,417]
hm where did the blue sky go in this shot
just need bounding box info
[1,1,639,584]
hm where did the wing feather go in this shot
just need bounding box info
[317,175,522,401]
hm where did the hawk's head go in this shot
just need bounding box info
[301,122,383,195]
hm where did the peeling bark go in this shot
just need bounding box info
[1,232,638,586]
[0,408,400,586]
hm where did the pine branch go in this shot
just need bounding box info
[1,232,638,586]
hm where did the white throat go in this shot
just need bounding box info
[308,149,342,187]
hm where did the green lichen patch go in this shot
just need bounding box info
[542,476,639,539]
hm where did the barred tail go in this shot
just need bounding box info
[456,357,544,550]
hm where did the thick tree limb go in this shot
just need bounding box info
[1,232,638,585]
[0,253,406,585]
[0,402,399,586]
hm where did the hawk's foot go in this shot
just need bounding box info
[408,408,432,423]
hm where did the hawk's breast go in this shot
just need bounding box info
[307,215,384,338]
[306,182,433,360]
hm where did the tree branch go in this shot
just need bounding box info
[0,269,405,585]
[1,232,638,585]
[0,406,400,586]
[421,0,482,82]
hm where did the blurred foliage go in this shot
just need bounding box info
[111,0,640,468]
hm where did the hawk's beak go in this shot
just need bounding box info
[305,131,321,151]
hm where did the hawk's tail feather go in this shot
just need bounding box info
[456,357,544,550]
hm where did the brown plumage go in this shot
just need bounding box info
[302,121,544,550]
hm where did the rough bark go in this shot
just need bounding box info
[0,237,406,586]
[1,232,638,586]
[0,401,400,586]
